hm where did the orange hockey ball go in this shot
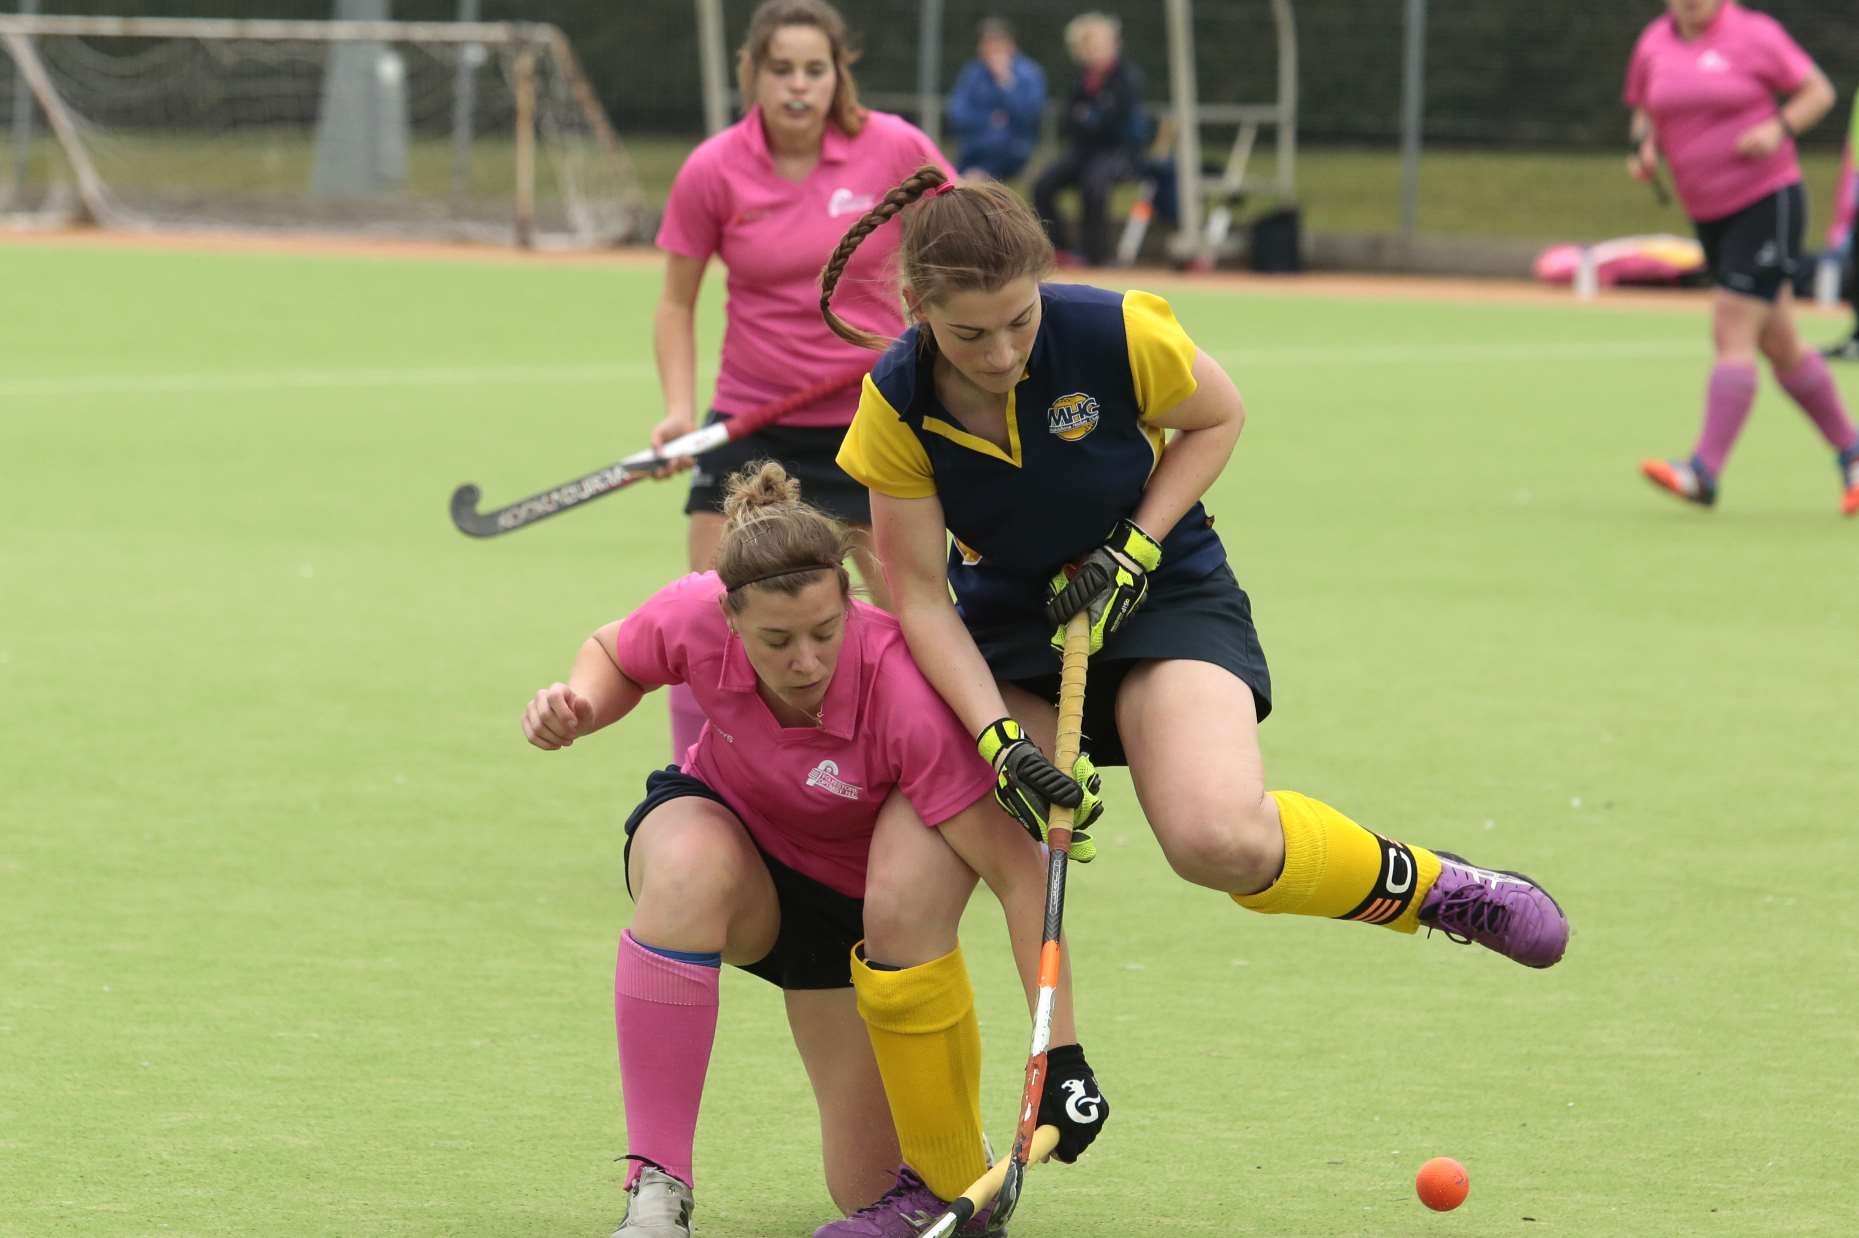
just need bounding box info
[1415,1157,1469,1211]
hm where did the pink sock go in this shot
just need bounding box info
[1693,362,1759,477]
[616,930,720,1189]
[1776,352,1859,453]
[667,684,706,764]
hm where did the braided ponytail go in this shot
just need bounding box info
[819,163,1053,350]
[819,164,951,349]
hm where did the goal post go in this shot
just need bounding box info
[0,14,646,248]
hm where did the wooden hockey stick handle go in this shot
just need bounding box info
[1043,612,1091,849]
[920,1126,1061,1238]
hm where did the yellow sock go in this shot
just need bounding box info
[1231,790,1442,934]
[851,943,987,1201]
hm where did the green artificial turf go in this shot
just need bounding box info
[2,241,1855,1236]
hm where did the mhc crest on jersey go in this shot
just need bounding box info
[1046,392,1101,441]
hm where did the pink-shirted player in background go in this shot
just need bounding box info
[649,0,953,759]
[521,461,1108,1238]
[1625,0,1859,516]
[1819,91,1859,362]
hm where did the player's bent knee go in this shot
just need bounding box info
[859,885,910,944]
[860,877,962,962]
[632,828,760,920]
[1155,805,1283,892]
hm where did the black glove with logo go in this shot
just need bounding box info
[1037,1043,1109,1163]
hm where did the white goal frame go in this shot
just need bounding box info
[0,14,645,247]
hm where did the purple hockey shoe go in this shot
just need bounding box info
[1418,851,1569,968]
[812,1165,999,1238]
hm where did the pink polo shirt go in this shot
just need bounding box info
[613,572,996,898]
[656,108,950,429]
[1624,3,1814,223]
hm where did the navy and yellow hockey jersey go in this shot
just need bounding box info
[837,282,1227,630]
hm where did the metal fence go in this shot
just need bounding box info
[11,1,1859,266]
[14,1,1859,147]
[17,1,1859,147]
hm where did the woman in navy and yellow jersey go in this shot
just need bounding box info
[820,166,1572,975]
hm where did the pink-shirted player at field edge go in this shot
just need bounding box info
[521,461,1109,1238]
[1819,90,1859,361]
[648,0,954,761]
[1625,0,1859,515]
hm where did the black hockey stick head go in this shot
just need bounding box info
[449,462,653,538]
[991,1159,1028,1227]
[450,484,500,538]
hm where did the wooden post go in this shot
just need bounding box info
[513,42,535,247]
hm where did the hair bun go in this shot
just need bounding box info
[715,460,858,608]
[721,459,802,524]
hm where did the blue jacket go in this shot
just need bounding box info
[947,54,1046,170]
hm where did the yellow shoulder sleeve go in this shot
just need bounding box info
[1124,289,1200,421]
[836,376,938,499]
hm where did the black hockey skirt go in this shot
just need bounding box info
[968,561,1272,766]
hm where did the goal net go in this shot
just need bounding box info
[0,16,646,248]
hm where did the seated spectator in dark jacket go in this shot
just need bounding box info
[1031,12,1146,267]
[948,18,1046,181]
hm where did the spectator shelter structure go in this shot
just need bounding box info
[689,0,1299,267]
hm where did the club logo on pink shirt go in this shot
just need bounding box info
[828,187,878,218]
[804,758,863,800]
[1697,50,1730,74]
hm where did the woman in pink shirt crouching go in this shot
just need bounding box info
[651,0,952,759]
[1626,0,1859,515]
[522,461,1107,1238]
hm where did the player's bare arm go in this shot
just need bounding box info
[934,797,1080,1048]
[650,252,708,460]
[869,489,1011,735]
[1627,106,1658,179]
[521,621,646,749]
[1738,66,1835,159]
[1129,348,1245,545]
[1778,67,1835,137]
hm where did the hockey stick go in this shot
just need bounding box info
[448,367,868,538]
[922,611,1091,1238]
[1629,136,1670,208]
[1646,163,1671,208]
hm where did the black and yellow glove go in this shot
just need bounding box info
[975,718,1105,862]
[1045,518,1163,656]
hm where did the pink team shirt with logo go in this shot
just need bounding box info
[1624,3,1814,222]
[613,573,996,898]
[656,109,950,428]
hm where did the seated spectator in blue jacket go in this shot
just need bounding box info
[1031,12,1146,267]
[947,18,1046,181]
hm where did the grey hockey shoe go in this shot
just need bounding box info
[612,1165,693,1238]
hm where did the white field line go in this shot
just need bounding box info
[1207,339,1701,367]
[0,339,1701,401]
[0,360,656,400]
